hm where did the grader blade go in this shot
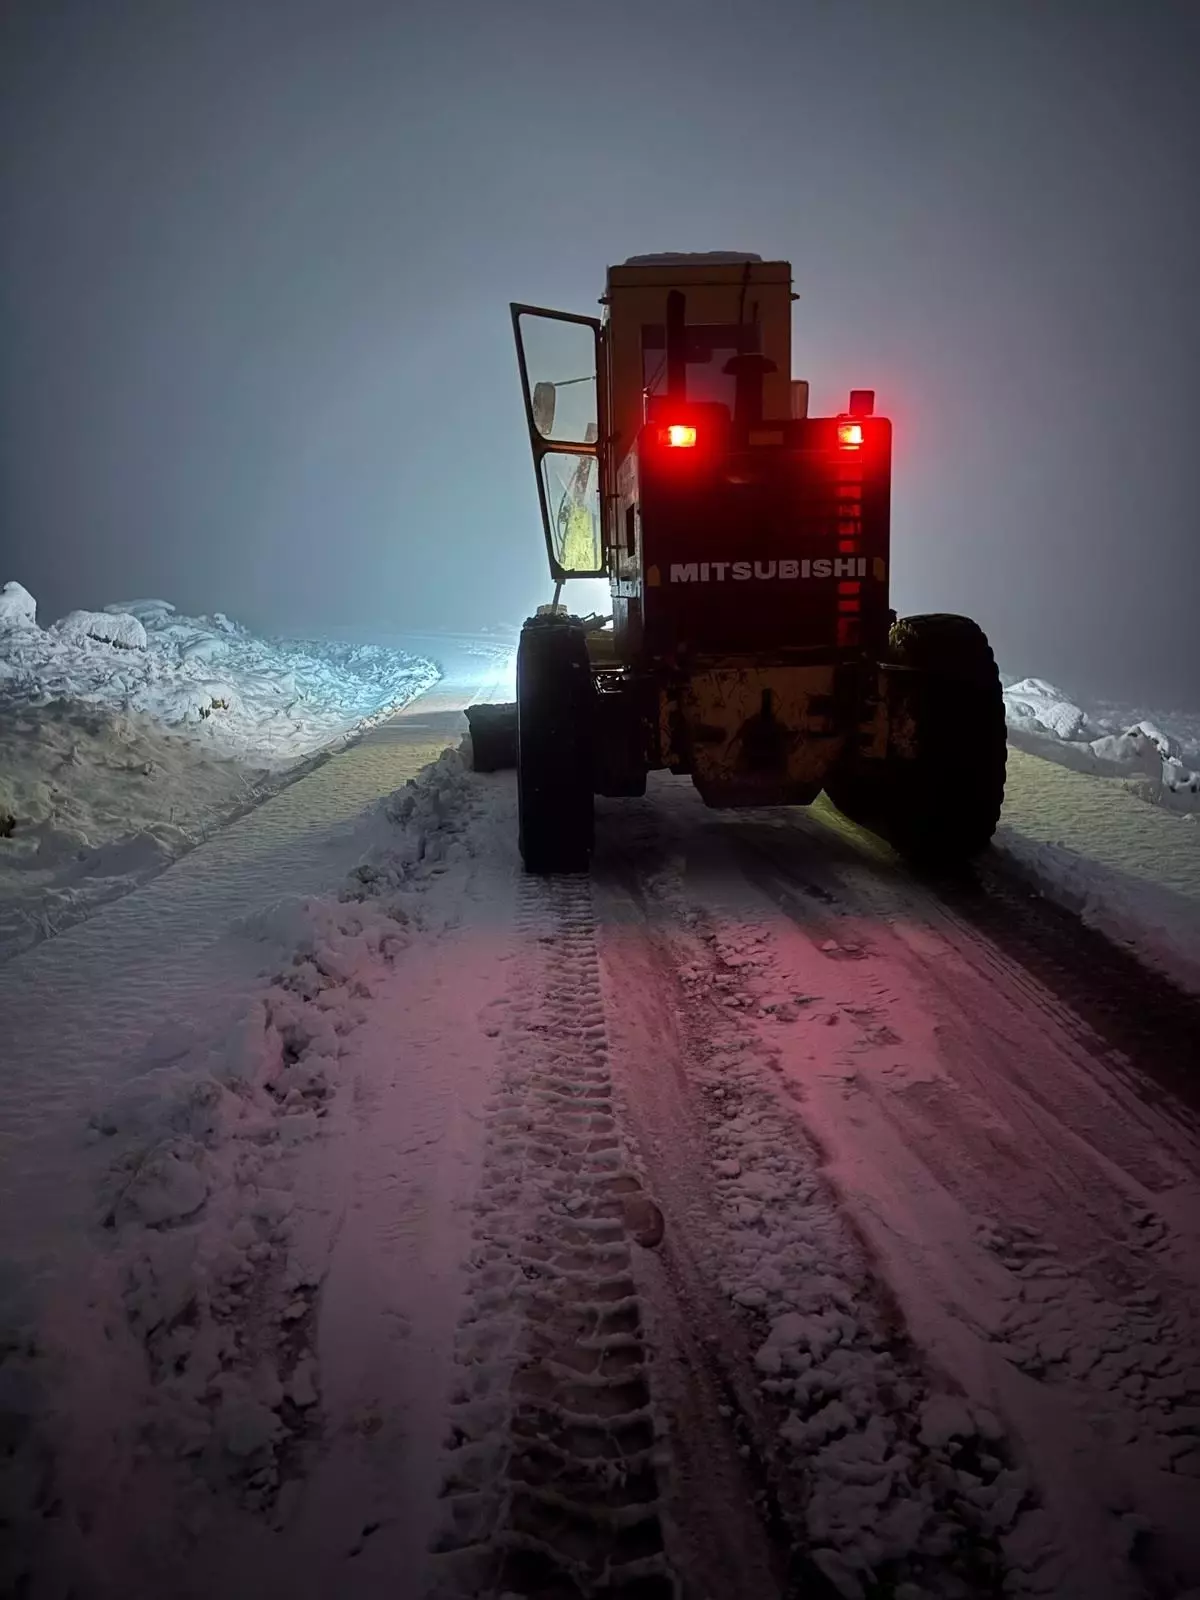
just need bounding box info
[464,701,517,772]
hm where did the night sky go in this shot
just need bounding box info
[2,0,1197,702]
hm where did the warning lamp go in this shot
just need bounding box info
[659,424,698,449]
[837,421,864,449]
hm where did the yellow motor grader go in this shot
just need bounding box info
[468,253,1006,873]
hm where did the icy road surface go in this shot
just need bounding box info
[4,712,1200,1600]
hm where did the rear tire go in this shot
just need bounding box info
[886,613,1007,865]
[517,617,594,874]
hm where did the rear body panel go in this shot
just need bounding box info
[658,661,888,807]
[632,408,893,663]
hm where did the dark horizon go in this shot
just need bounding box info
[2,0,1197,705]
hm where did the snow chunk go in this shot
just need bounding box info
[287,1357,319,1408]
[919,1393,976,1449]
[51,609,148,651]
[1129,719,1181,762]
[1087,731,1164,776]
[93,1067,227,1148]
[1003,678,1088,741]
[119,1147,209,1226]
[123,1235,200,1334]
[214,1387,283,1457]
[0,581,38,631]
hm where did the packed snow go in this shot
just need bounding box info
[0,582,439,955]
[994,677,1200,994]
[0,743,496,1599]
[3,735,1197,1598]
[1,590,1199,1595]
[1,633,1199,1597]
[996,749,1200,993]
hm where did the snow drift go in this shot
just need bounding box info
[1003,676,1200,809]
[0,584,439,956]
[1,587,440,764]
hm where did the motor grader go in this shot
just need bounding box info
[467,253,1006,873]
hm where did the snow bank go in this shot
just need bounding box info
[1003,676,1200,807]
[0,701,279,957]
[0,582,440,765]
[997,678,1200,987]
[999,824,1200,994]
[0,583,440,957]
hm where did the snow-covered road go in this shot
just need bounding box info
[587,779,1200,1598]
[0,637,514,1273]
[4,671,1200,1600]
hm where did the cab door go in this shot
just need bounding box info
[511,304,608,581]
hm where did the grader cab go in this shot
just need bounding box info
[468,253,1006,873]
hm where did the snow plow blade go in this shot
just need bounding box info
[465,702,517,772]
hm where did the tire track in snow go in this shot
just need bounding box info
[593,805,1071,1600]
[605,785,1200,1594]
[429,874,677,1599]
[732,822,1200,1501]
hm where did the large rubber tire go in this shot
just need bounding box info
[886,613,1007,865]
[517,618,595,874]
[464,702,517,773]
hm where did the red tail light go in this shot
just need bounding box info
[837,421,864,449]
[659,424,698,449]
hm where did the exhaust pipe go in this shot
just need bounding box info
[724,322,777,427]
[666,289,687,401]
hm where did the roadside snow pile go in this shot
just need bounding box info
[0,583,439,957]
[1003,677,1200,809]
[1,587,440,764]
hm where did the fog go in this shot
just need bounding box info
[2,0,1197,703]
